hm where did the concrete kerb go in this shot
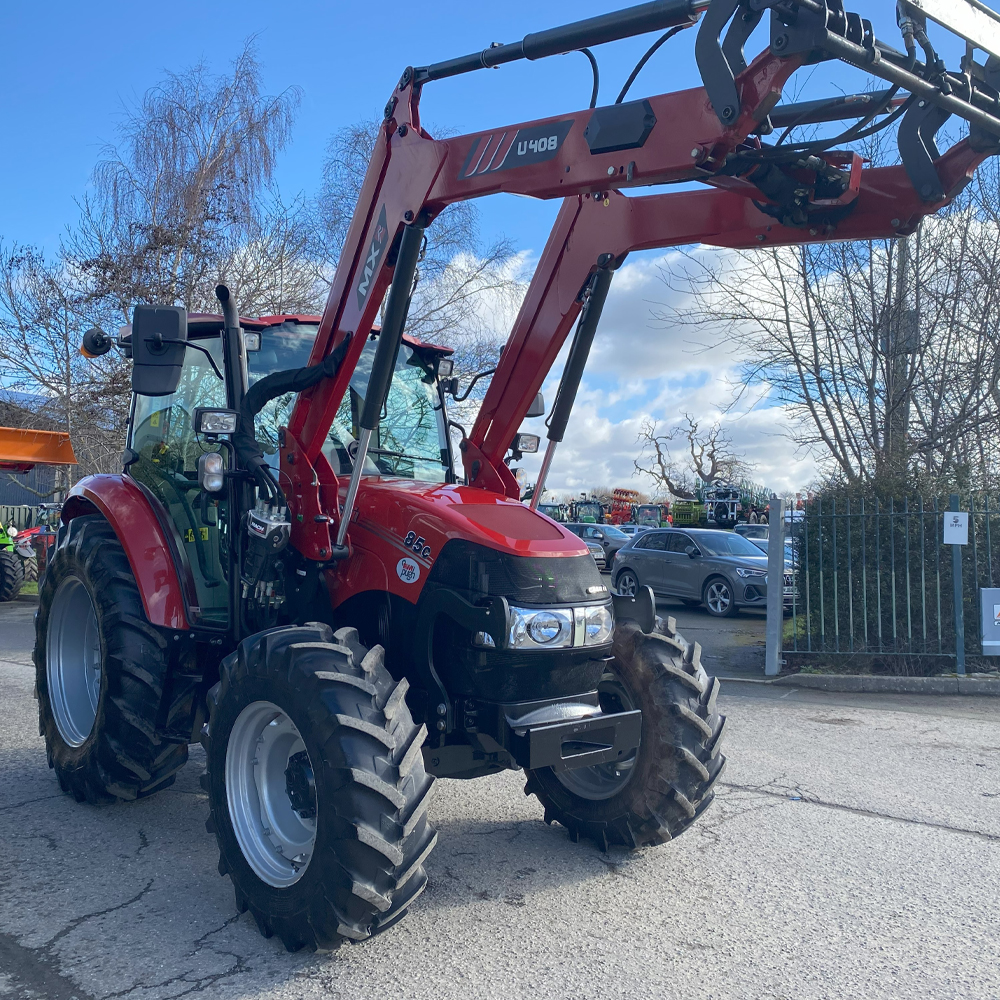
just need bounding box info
[718,672,1000,696]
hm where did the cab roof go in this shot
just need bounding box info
[186,313,453,356]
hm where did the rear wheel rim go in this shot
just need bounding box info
[553,671,640,801]
[616,571,637,597]
[226,701,316,888]
[46,576,101,747]
[706,581,732,614]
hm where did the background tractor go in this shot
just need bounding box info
[34,0,1000,956]
[0,427,76,600]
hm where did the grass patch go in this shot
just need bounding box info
[20,581,37,596]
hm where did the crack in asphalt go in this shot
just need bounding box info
[720,780,1000,844]
[46,880,156,951]
[96,912,248,1000]
[0,793,63,811]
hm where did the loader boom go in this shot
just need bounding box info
[279,0,1000,557]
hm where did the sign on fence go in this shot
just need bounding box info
[980,589,1000,655]
[943,511,969,545]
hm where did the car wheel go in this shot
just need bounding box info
[703,577,738,618]
[615,569,638,597]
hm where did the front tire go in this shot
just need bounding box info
[201,624,437,951]
[34,516,189,803]
[525,620,725,850]
[0,549,24,602]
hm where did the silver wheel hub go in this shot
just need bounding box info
[617,573,637,598]
[226,701,316,888]
[554,672,640,801]
[46,576,102,747]
[706,581,731,614]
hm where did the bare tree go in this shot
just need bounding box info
[635,414,752,499]
[69,42,304,322]
[658,164,1000,492]
[0,245,128,486]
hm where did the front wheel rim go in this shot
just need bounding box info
[46,576,102,747]
[617,572,637,597]
[226,701,317,888]
[553,671,640,801]
[706,581,732,614]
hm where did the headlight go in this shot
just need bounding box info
[7,526,16,537]
[736,567,767,579]
[508,604,614,650]
[585,605,613,644]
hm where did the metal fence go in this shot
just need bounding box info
[784,493,1000,674]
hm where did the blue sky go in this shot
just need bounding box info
[0,0,933,255]
[2,1,993,494]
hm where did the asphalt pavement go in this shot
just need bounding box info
[1,596,998,1000]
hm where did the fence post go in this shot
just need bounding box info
[765,496,786,677]
[950,494,966,676]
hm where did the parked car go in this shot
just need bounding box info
[611,527,795,618]
[617,523,650,537]
[585,539,607,571]
[563,521,630,564]
[734,523,769,541]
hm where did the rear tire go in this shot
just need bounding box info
[0,549,24,602]
[34,515,190,803]
[21,554,38,583]
[201,624,437,951]
[525,620,725,850]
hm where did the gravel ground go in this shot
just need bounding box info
[1,597,997,1000]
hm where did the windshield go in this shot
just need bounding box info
[248,323,450,483]
[603,525,629,540]
[697,532,767,557]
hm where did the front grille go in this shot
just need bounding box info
[427,539,605,606]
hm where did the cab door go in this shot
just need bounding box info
[128,334,232,627]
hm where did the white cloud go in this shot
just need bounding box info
[509,249,819,498]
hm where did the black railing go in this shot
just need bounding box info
[785,493,1000,674]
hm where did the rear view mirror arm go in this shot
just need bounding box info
[152,338,224,381]
[452,368,496,402]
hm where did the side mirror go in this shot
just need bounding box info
[526,392,545,418]
[131,305,187,397]
[685,545,700,558]
[81,328,113,358]
[594,530,605,540]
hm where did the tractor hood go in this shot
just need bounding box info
[325,479,591,604]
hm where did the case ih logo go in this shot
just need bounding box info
[459,120,574,180]
[356,205,389,310]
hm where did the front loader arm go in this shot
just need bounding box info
[281,0,1000,555]
[468,138,992,486]
[282,45,804,551]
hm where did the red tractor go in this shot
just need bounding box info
[36,0,1000,953]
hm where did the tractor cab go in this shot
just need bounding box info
[124,313,457,627]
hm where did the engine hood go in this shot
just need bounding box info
[325,479,591,607]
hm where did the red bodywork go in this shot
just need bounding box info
[65,33,995,631]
